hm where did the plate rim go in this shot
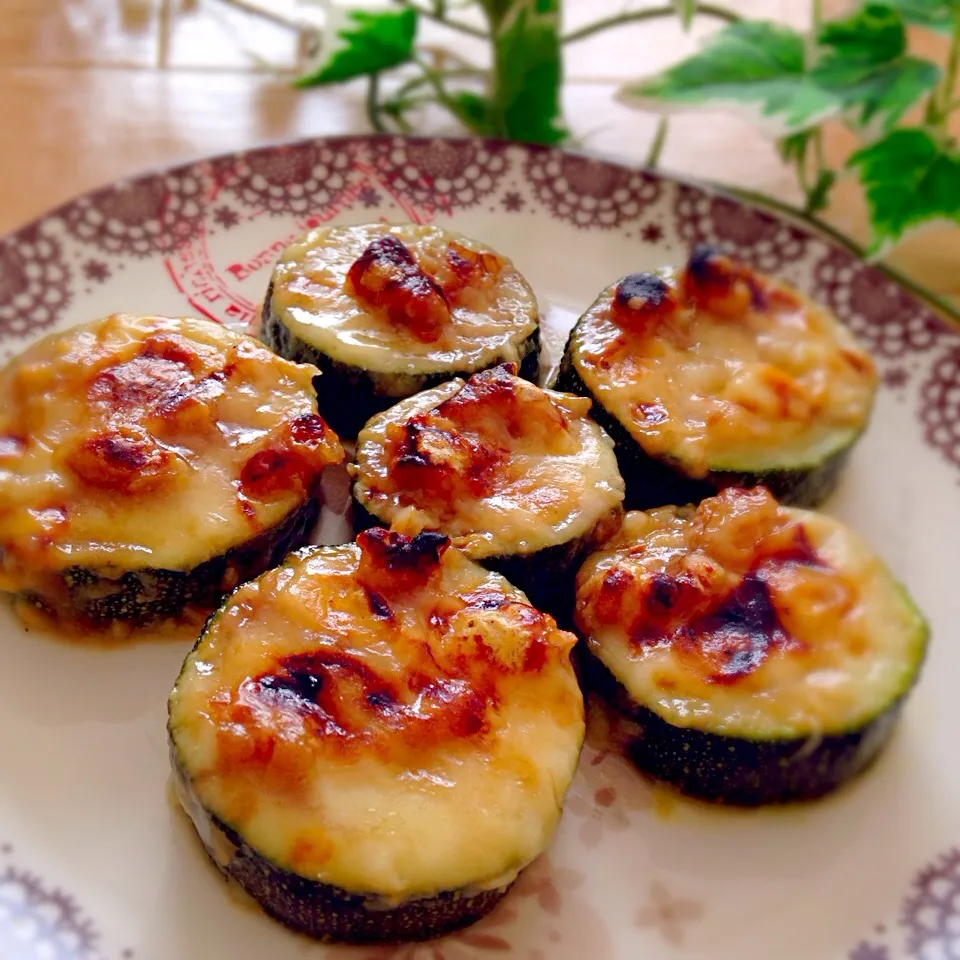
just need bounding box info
[2,132,956,340]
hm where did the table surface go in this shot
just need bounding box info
[3,0,957,307]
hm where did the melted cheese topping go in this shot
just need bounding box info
[571,258,877,477]
[0,314,343,582]
[269,223,539,375]
[575,488,927,738]
[352,366,625,558]
[169,532,584,898]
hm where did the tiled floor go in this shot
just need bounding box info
[1,0,957,305]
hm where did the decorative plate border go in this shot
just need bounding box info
[2,135,959,959]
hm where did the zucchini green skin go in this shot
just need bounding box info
[261,284,541,438]
[578,618,928,806]
[351,497,622,625]
[19,497,319,628]
[169,753,510,944]
[554,328,859,511]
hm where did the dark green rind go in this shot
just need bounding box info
[579,640,923,806]
[554,330,859,510]
[168,756,510,945]
[351,496,622,625]
[261,284,541,438]
[19,497,319,628]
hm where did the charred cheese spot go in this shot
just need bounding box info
[681,244,758,317]
[576,488,925,738]
[168,541,584,897]
[66,427,180,495]
[346,235,451,343]
[353,366,624,560]
[612,273,682,331]
[355,528,450,594]
[0,314,343,590]
[571,251,877,477]
[269,223,538,376]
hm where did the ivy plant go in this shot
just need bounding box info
[294,0,960,263]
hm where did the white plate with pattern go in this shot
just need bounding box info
[0,136,957,960]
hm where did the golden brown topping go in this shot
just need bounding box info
[381,365,580,510]
[612,273,683,331]
[239,414,343,502]
[445,364,573,449]
[214,646,495,785]
[345,235,451,342]
[0,315,345,592]
[577,488,835,684]
[439,595,558,675]
[574,251,878,479]
[435,241,505,303]
[65,427,180,495]
[88,350,195,415]
[679,244,759,318]
[202,543,578,783]
[356,528,450,594]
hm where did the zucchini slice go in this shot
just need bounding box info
[351,363,625,614]
[0,314,344,631]
[574,486,929,805]
[261,223,540,437]
[168,529,584,943]
[555,246,878,508]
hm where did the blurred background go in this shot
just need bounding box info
[2,0,958,309]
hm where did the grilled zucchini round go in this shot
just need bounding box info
[261,223,540,437]
[351,363,624,615]
[574,487,929,805]
[168,529,584,944]
[555,246,878,509]
[0,313,344,632]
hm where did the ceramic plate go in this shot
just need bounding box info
[1,136,957,960]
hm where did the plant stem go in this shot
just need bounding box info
[393,0,488,39]
[366,72,388,134]
[812,127,827,183]
[215,0,313,32]
[811,0,823,30]
[390,66,483,105]
[931,9,960,127]
[646,117,669,168]
[413,55,460,113]
[563,4,740,44]
[795,151,812,196]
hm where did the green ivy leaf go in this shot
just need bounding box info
[848,128,960,251]
[294,7,417,87]
[812,4,939,132]
[620,22,840,135]
[818,3,907,62]
[450,91,496,135]
[672,0,696,31]
[492,0,566,144]
[876,0,959,34]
